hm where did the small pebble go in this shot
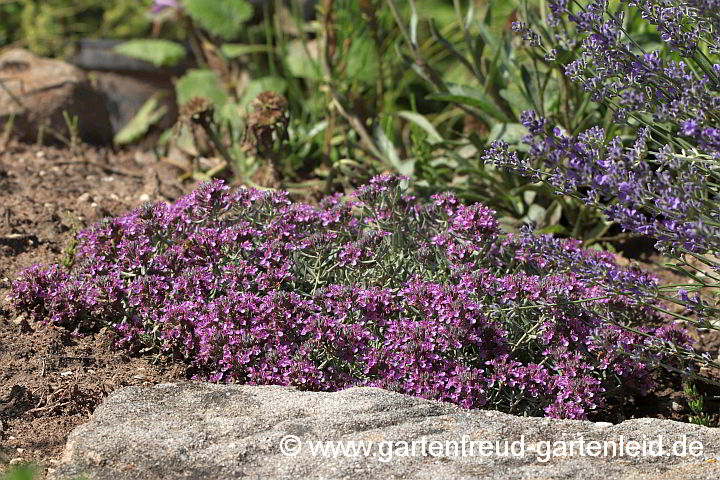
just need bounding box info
[102,176,115,182]
[139,193,151,202]
[671,401,684,412]
[36,151,45,158]
[9,458,23,465]
[77,192,92,204]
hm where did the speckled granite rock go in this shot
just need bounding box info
[50,383,720,480]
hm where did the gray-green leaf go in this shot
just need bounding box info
[397,111,443,144]
[374,125,415,177]
[113,39,187,67]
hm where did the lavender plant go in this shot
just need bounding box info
[9,175,693,420]
[386,0,648,244]
[485,0,720,378]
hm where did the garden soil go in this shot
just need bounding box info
[0,142,190,477]
[0,142,718,478]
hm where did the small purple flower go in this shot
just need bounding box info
[683,119,698,136]
[151,0,179,13]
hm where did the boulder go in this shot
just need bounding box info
[50,383,719,480]
[0,49,113,144]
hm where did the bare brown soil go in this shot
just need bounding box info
[0,142,191,477]
[0,142,717,478]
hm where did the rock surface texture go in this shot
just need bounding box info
[51,383,719,480]
[0,49,113,144]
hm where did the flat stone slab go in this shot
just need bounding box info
[50,382,720,480]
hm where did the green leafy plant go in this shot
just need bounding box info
[114,94,168,146]
[683,381,717,427]
[182,0,253,40]
[388,0,660,246]
[118,0,465,196]
[2,0,154,57]
[112,39,188,67]
[0,463,40,480]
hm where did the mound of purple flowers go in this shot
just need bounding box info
[9,175,692,420]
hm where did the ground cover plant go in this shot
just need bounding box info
[9,174,695,420]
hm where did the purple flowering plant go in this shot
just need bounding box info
[484,0,720,383]
[9,174,696,420]
[151,0,179,14]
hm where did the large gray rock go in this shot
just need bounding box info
[51,383,720,480]
[0,49,113,144]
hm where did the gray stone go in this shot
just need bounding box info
[0,49,113,144]
[51,382,720,480]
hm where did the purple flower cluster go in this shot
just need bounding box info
[517,1,720,153]
[485,0,720,260]
[9,176,692,419]
[485,123,719,254]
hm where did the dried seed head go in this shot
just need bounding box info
[246,91,290,155]
[247,108,286,128]
[179,97,214,125]
[250,91,289,113]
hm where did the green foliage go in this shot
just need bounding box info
[387,0,661,246]
[132,0,652,250]
[0,2,23,46]
[221,43,277,58]
[175,69,229,107]
[1,464,40,480]
[7,0,153,58]
[284,40,323,81]
[683,381,718,427]
[345,35,380,84]
[182,0,253,41]
[113,39,188,67]
[0,463,87,480]
[143,0,464,190]
[428,84,512,123]
[114,94,168,146]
